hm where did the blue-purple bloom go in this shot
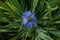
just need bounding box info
[22,10,37,28]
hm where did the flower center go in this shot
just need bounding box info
[28,18,32,21]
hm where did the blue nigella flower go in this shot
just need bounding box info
[22,10,37,28]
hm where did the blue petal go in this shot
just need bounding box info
[31,20,37,26]
[25,22,32,28]
[22,17,28,25]
[23,10,32,18]
[31,13,37,20]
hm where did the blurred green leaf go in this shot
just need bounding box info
[0,29,18,32]
[54,21,60,24]
[0,16,10,22]
[0,22,20,29]
[44,2,58,17]
[31,0,38,12]
[49,31,60,38]
[36,29,53,40]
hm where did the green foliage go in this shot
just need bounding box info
[0,0,60,40]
